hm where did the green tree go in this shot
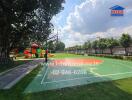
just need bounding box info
[0,0,64,63]
[83,41,91,53]
[106,38,119,55]
[87,41,92,49]
[55,41,65,51]
[47,41,55,53]
[120,33,132,56]
[72,45,79,54]
[97,38,107,54]
[92,40,98,54]
[83,42,87,50]
[83,41,91,49]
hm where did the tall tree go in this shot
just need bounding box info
[120,33,132,56]
[47,41,55,52]
[106,38,119,55]
[0,0,64,63]
[92,40,98,54]
[97,38,107,54]
[55,41,65,51]
[83,41,91,53]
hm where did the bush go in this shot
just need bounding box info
[88,54,132,61]
[123,56,132,61]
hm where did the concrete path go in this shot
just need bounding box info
[0,59,45,89]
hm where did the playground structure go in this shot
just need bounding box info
[14,43,54,59]
[9,33,58,62]
[23,43,44,58]
[24,49,54,59]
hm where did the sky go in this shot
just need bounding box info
[51,0,132,47]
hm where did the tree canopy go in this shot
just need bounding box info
[66,33,132,55]
[120,34,131,48]
[0,0,65,62]
[120,33,132,55]
[55,41,65,51]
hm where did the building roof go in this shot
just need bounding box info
[110,5,125,10]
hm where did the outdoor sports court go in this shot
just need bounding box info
[25,54,132,93]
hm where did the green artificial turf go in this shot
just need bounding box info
[0,53,132,100]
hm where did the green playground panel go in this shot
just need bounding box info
[24,56,132,93]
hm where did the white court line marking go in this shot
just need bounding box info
[90,68,101,76]
[41,64,49,84]
[42,71,132,84]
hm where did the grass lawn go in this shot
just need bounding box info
[0,53,132,100]
[52,53,85,58]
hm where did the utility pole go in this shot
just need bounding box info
[56,29,59,45]
[44,32,58,63]
[45,39,48,63]
[55,29,59,52]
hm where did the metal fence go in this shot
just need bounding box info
[65,46,132,56]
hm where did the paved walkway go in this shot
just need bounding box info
[0,59,44,89]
